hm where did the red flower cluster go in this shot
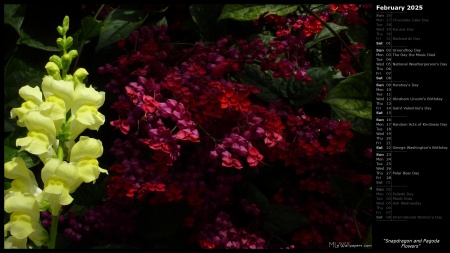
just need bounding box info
[88,5,372,249]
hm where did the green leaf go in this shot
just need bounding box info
[190,4,224,40]
[305,23,348,49]
[345,24,369,45]
[289,67,337,106]
[237,64,281,102]
[155,17,167,27]
[263,204,308,235]
[331,106,372,135]
[4,4,26,34]
[308,4,330,14]
[247,183,270,212]
[4,145,18,163]
[218,4,298,21]
[17,29,60,51]
[324,71,372,120]
[238,64,337,106]
[81,16,102,41]
[95,8,148,52]
[4,53,46,103]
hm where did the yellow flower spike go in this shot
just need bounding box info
[4,157,41,196]
[16,131,51,156]
[69,105,105,140]
[18,85,44,105]
[70,136,103,161]
[41,75,74,112]
[45,62,61,80]
[4,235,28,249]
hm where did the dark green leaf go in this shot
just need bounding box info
[308,4,330,14]
[305,23,348,49]
[328,174,363,209]
[190,4,224,41]
[289,67,337,106]
[345,24,369,45]
[218,4,298,21]
[263,204,308,235]
[238,64,337,106]
[238,64,281,102]
[4,4,26,34]
[324,71,372,120]
[331,106,372,135]
[81,16,102,41]
[4,146,18,164]
[95,9,148,52]
[4,118,17,132]
[257,32,276,45]
[4,53,46,104]
[17,29,60,51]
[247,183,270,212]
[4,127,28,147]
[16,151,41,168]
[155,17,167,27]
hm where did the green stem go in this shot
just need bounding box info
[48,215,59,249]
[57,145,64,161]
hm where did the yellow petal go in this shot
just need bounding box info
[10,101,39,127]
[18,85,43,105]
[41,75,74,112]
[36,178,73,216]
[69,106,105,140]
[39,99,66,134]
[4,157,40,196]
[6,213,34,240]
[70,136,103,162]
[4,236,28,249]
[76,159,108,184]
[28,222,49,246]
[16,131,50,155]
[72,84,105,113]
[22,111,56,144]
[41,159,79,188]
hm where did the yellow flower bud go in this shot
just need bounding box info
[45,62,61,80]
